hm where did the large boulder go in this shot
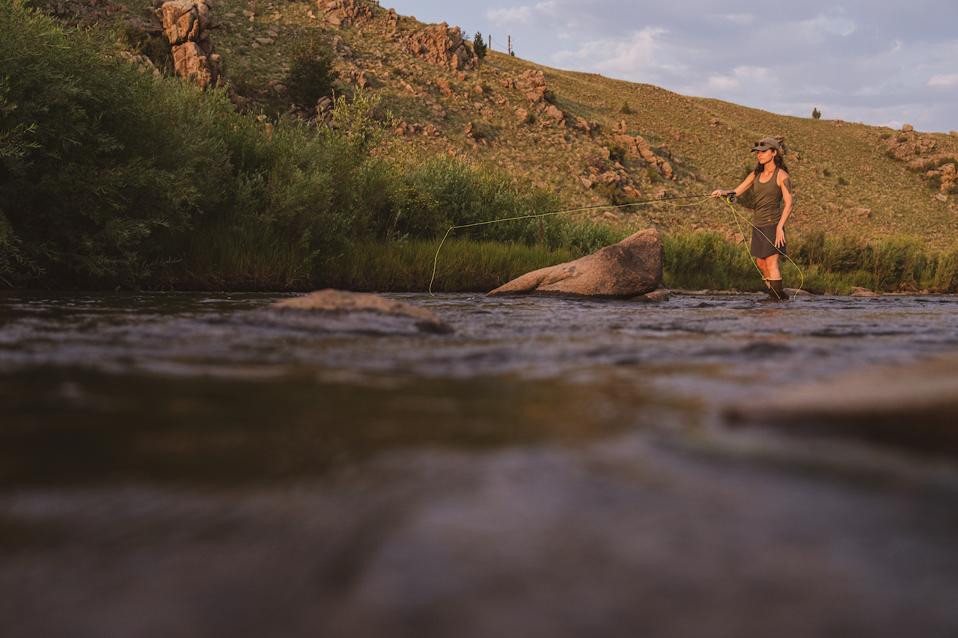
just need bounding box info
[267,289,452,335]
[489,228,663,298]
[160,0,221,88]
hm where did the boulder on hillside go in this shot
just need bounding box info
[489,229,663,298]
[268,289,453,335]
[160,0,221,87]
[405,23,475,71]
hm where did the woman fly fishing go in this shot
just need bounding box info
[710,137,794,301]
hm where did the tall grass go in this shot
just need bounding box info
[317,239,580,292]
[665,230,958,294]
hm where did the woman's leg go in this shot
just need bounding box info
[754,257,769,279]
[766,254,781,280]
[765,254,788,300]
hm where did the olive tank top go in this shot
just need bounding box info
[750,167,784,226]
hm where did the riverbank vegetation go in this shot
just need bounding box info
[2,2,957,295]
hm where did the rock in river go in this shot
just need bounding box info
[723,354,958,456]
[489,228,663,297]
[265,289,453,335]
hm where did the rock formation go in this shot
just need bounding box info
[515,70,547,104]
[611,132,674,180]
[883,129,937,161]
[489,228,663,297]
[316,0,372,28]
[405,23,475,71]
[160,0,221,88]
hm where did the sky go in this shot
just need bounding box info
[385,1,958,133]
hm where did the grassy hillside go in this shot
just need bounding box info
[84,0,958,241]
[34,0,958,248]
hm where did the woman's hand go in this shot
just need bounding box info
[774,225,786,248]
[710,189,729,198]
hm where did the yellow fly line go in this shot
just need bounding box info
[719,195,806,296]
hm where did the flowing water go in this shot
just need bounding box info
[2,291,958,637]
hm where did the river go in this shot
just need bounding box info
[2,291,957,637]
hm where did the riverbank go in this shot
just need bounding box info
[137,231,958,294]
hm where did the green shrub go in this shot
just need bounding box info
[607,144,627,164]
[285,34,335,111]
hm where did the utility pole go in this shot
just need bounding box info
[508,35,513,56]
[489,35,492,51]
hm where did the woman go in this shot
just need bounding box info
[710,137,794,300]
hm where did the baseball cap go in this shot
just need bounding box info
[751,137,784,153]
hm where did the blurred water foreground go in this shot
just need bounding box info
[1,291,958,638]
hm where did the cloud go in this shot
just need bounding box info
[795,10,857,41]
[928,74,958,88]
[717,13,754,26]
[552,28,691,84]
[708,75,739,90]
[486,1,556,25]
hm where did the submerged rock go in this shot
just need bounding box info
[489,228,663,298]
[631,288,671,303]
[723,354,958,455]
[265,289,452,335]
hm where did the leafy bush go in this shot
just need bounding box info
[285,34,335,111]
[0,2,359,286]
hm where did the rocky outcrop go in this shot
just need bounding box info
[515,69,548,104]
[405,23,475,71]
[884,129,937,161]
[723,354,958,456]
[316,0,373,28]
[908,155,958,196]
[160,0,221,88]
[268,289,453,335]
[610,126,674,180]
[884,130,957,197]
[489,229,663,298]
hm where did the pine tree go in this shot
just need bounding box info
[812,107,822,120]
[473,32,487,70]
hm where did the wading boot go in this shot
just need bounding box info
[768,279,789,301]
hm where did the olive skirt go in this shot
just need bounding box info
[751,223,785,258]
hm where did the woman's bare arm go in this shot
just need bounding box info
[710,173,755,198]
[775,170,794,247]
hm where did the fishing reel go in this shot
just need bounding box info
[722,192,737,204]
